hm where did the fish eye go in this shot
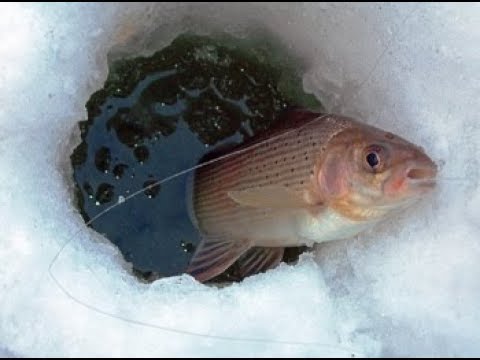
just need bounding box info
[364,145,385,172]
[366,152,379,168]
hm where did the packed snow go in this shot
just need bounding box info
[0,2,479,357]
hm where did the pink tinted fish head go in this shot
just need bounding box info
[314,119,438,220]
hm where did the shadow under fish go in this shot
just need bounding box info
[185,108,438,283]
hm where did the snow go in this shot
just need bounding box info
[0,2,479,357]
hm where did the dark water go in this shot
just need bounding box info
[71,33,322,282]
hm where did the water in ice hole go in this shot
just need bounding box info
[3,3,477,357]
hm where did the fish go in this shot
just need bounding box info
[185,108,437,282]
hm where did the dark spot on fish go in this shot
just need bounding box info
[291,168,294,172]
[385,132,395,140]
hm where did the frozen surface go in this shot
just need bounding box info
[0,2,479,357]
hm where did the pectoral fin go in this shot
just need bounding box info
[227,185,308,209]
[186,234,252,283]
[236,247,285,279]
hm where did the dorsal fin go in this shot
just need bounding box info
[197,107,324,165]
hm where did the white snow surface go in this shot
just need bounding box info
[0,2,479,357]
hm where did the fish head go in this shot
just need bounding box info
[315,119,437,219]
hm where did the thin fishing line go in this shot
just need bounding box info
[45,7,459,351]
[48,263,362,355]
[47,113,367,353]
[59,113,331,231]
[436,177,469,182]
[347,6,417,102]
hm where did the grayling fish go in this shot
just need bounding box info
[186,109,437,282]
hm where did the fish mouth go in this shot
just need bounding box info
[407,167,436,180]
[406,164,437,190]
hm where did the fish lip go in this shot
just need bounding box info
[405,162,438,190]
[406,166,437,181]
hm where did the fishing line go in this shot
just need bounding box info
[48,113,367,354]
[48,107,466,352]
[346,6,418,103]
[436,177,469,183]
[47,5,465,343]
[48,102,466,353]
[48,264,362,355]
[61,112,331,232]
